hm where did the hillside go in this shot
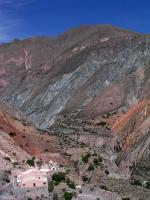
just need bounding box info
[0,25,150,199]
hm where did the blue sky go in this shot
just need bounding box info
[0,0,149,42]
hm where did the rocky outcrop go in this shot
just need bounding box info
[112,101,150,177]
[0,101,64,163]
[0,25,149,129]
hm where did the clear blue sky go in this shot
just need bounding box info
[0,0,149,42]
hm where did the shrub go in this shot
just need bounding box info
[93,158,99,166]
[67,179,76,189]
[48,181,54,192]
[64,192,73,200]
[3,177,10,183]
[145,181,150,189]
[4,157,11,161]
[88,164,94,171]
[81,152,91,163]
[98,157,102,163]
[13,162,19,166]
[9,132,16,137]
[54,181,59,186]
[26,157,35,167]
[130,180,142,186]
[52,172,65,182]
[100,185,108,190]
[82,176,89,182]
[122,198,130,200]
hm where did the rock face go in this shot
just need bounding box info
[112,100,150,177]
[0,25,149,129]
[0,25,150,179]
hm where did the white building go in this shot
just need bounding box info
[16,161,59,189]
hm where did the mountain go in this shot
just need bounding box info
[1,25,149,129]
[0,25,150,199]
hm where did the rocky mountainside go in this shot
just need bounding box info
[0,25,149,129]
[0,25,150,199]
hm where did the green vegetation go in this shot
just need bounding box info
[98,156,102,163]
[2,177,10,183]
[130,179,142,186]
[64,192,73,200]
[54,181,59,186]
[93,158,99,165]
[26,157,35,167]
[48,181,54,192]
[4,157,11,161]
[53,193,58,200]
[144,181,150,189]
[100,185,108,191]
[66,179,76,189]
[81,152,91,163]
[137,165,150,172]
[52,172,65,183]
[122,198,130,200]
[82,176,89,182]
[92,156,102,167]
[12,162,19,166]
[88,164,94,171]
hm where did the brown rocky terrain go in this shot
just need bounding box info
[0,100,70,189]
[0,25,150,199]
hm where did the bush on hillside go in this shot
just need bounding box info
[52,172,65,182]
[26,157,35,167]
[64,192,73,200]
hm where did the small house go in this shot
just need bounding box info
[16,167,50,189]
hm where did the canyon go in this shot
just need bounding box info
[0,25,150,200]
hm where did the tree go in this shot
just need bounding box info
[26,157,35,167]
[64,192,73,200]
[52,172,65,182]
